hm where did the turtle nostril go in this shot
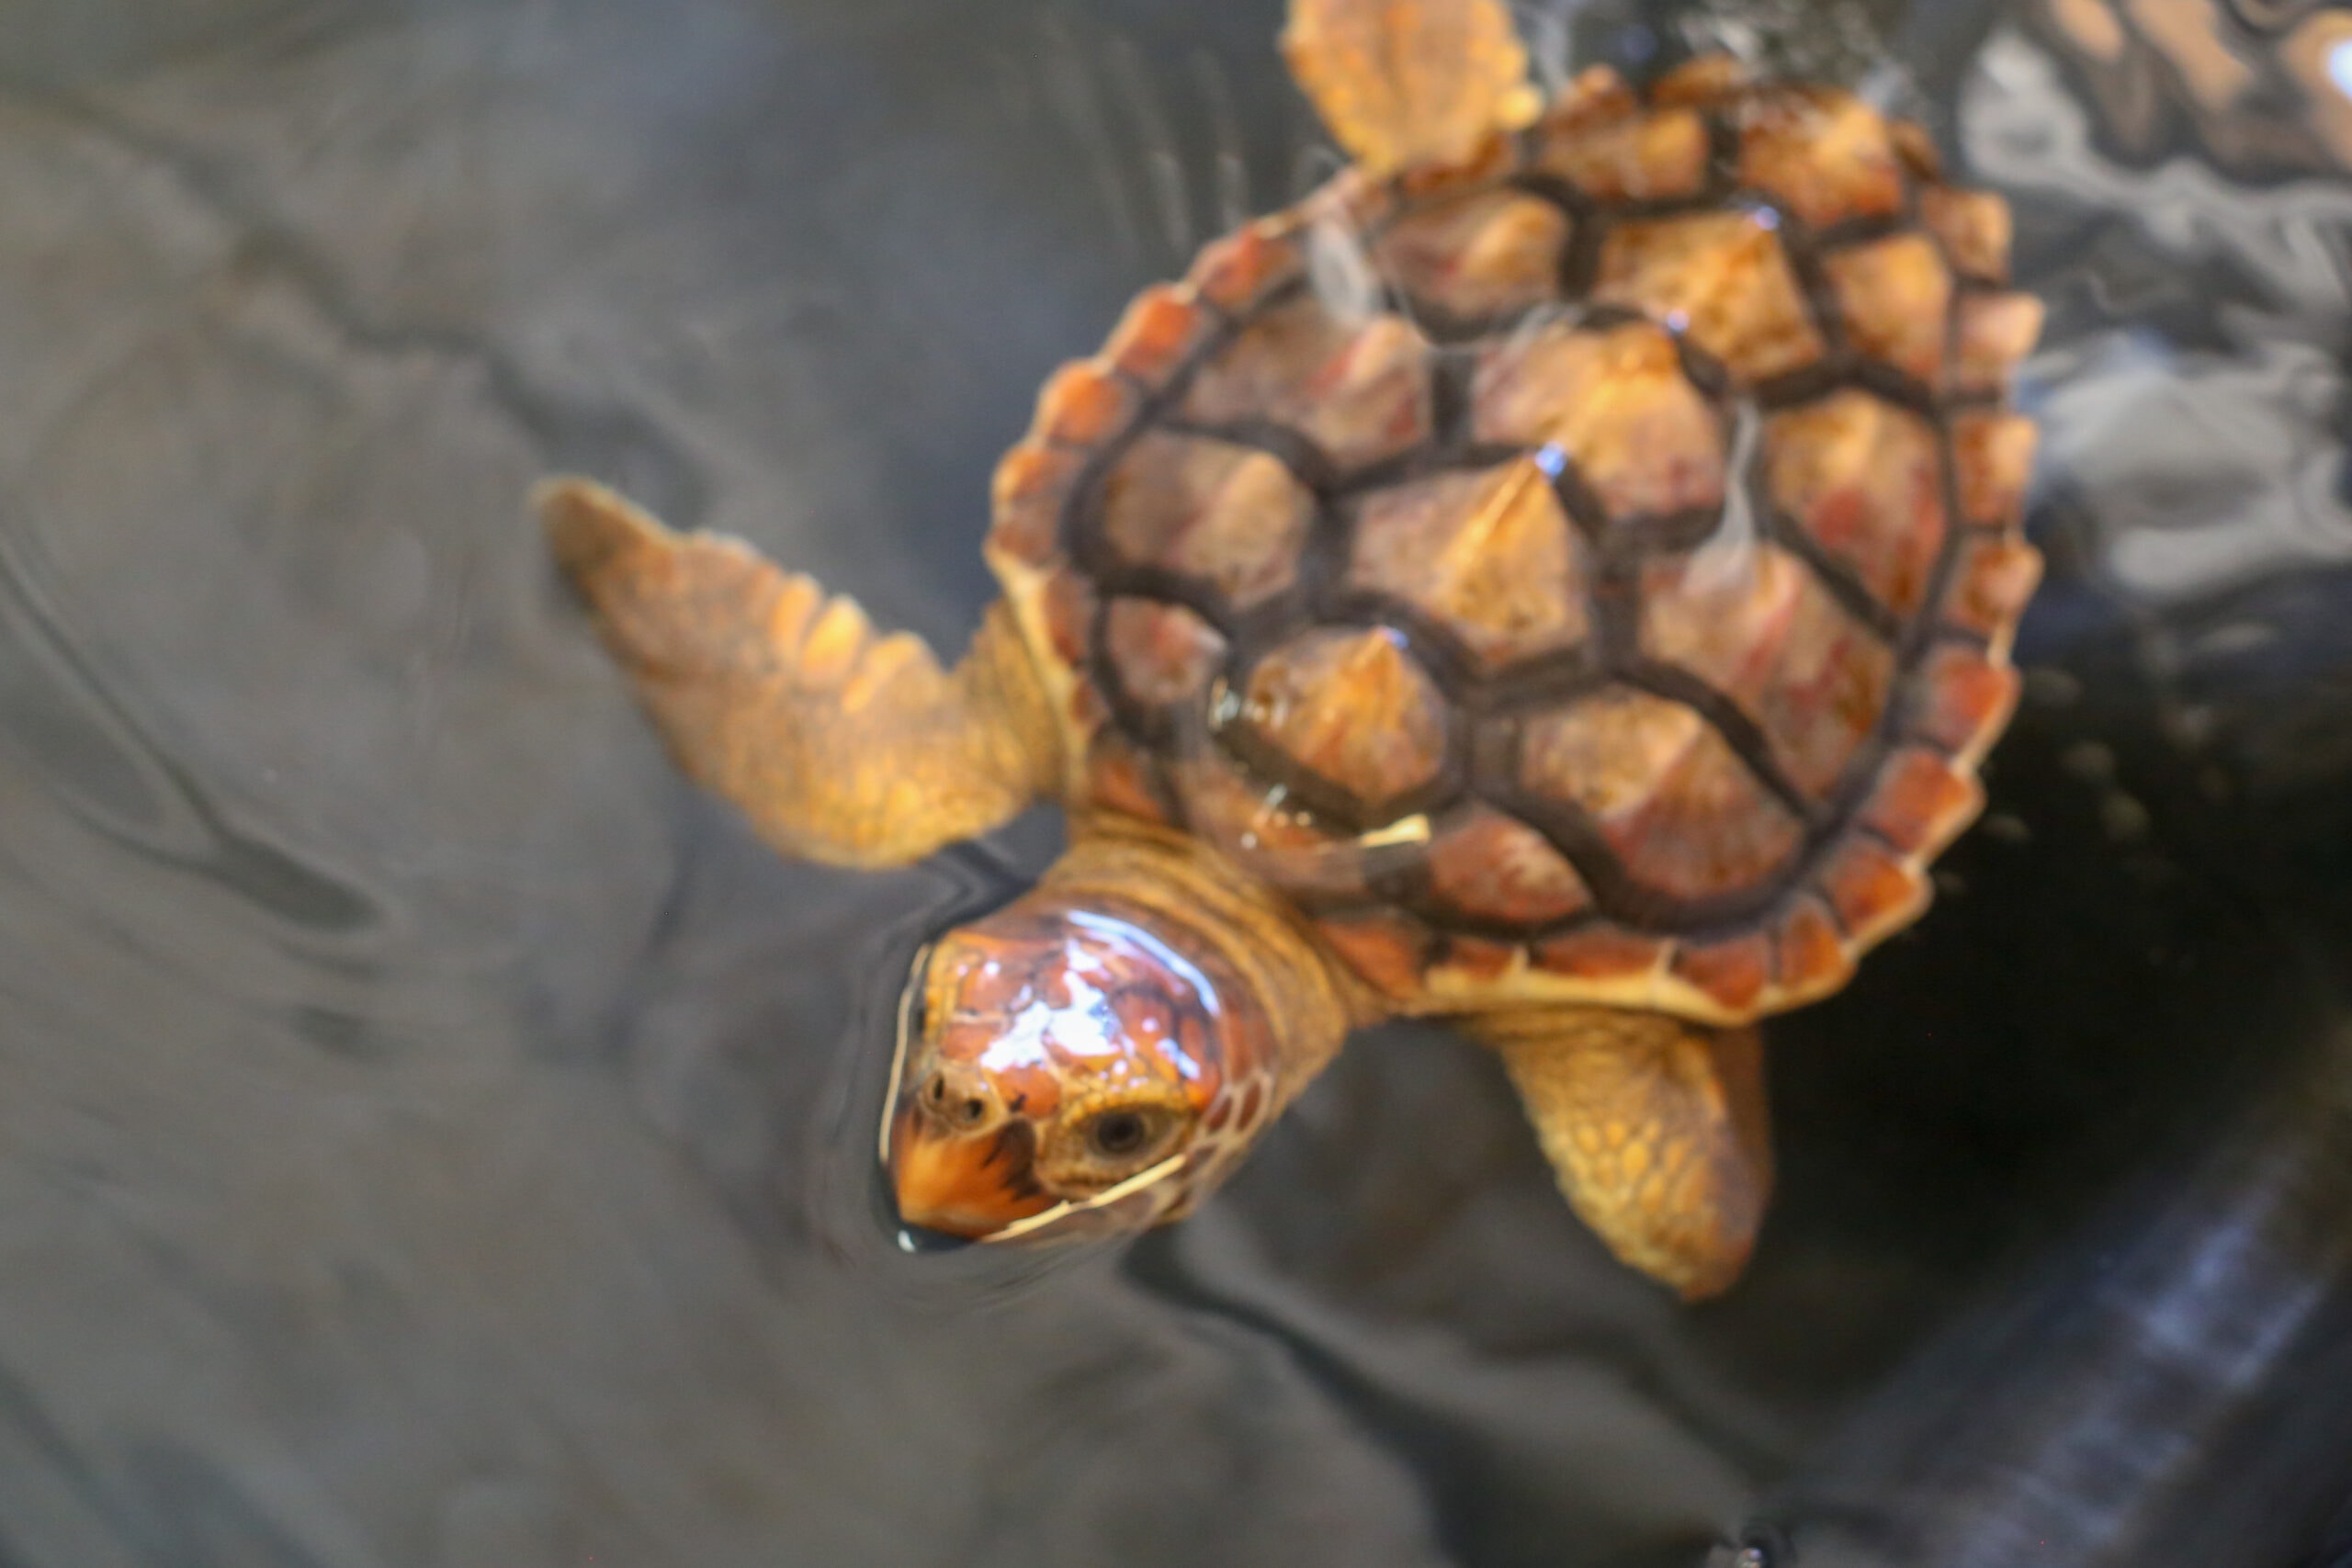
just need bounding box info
[917,1066,999,1132]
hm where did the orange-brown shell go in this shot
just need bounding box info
[987,62,2041,1025]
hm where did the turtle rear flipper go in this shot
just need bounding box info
[1469,1009,1773,1301]
[539,479,1060,869]
[1283,0,1543,175]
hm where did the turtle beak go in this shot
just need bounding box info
[888,1100,1053,1238]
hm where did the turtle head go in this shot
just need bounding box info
[887,894,1282,1244]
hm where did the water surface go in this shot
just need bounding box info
[3,2,2352,1564]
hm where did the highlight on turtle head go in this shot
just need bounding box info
[886,891,1284,1244]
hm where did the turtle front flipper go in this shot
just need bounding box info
[1465,1009,1773,1300]
[539,479,1060,869]
[1282,0,1543,175]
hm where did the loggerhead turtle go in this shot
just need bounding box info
[538,0,2041,1299]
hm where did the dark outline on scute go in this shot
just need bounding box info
[1049,73,2032,955]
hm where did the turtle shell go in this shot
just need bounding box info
[987,61,2042,1024]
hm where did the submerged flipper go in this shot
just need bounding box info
[1467,1008,1773,1300]
[540,479,1061,869]
[1282,0,1544,175]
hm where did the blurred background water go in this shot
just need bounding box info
[3,0,2352,1564]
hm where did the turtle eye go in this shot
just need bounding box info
[1088,1110,1150,1157]
[1080,1105,1177,1166]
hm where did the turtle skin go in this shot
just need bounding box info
[988,60,2043,1027]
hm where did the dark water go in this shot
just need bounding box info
[3,1,2352,1564]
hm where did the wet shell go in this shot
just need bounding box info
[987,60,2041,1024]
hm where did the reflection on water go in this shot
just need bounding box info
[2024,0,2352,177]
[2,2,2352,1565]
